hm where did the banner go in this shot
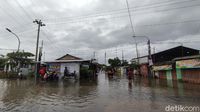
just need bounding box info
[176,59,200,69]
[47,63,61,74]
[153,64,172,71]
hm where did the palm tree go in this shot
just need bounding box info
[0,55,7,70]
[6,51,34,72]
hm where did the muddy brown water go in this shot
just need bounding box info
[0,72,200,112]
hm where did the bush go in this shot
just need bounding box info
[80,67,93,79]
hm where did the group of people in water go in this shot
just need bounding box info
[107,67,134,79]
[39,66,77,81]
[39,66,59,81]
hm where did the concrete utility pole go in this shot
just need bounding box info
[133,36,153,77]
[147,40,152,66]
[33,19,45,79]
[122,50,124,62]
[93,51,96,59]
[105,51,107,65]
[38,40,43,63]
[133,36,152,63]
[125,0,139,63]
[115,47,118,58]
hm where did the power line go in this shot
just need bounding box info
[137,19,200,27]
[125,0,139,63]
[0,27,36,38]
[0,0,198,34]
[125,0,135,36]
[40,29,66,54]
[45,4,200,26]
[44,0,198,22]
[14,0,34,20]
[3,0,30,24]
[0,3,23,26]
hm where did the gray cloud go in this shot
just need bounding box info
[0,0,200,63]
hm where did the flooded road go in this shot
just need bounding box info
[0,72,200,112]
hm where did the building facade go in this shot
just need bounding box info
[133,46,200,84]
[45,54,85,79]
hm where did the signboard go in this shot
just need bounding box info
[153,64,172,71]
[176,59,200,69]
[47,63,61,74]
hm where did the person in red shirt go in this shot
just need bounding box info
[39,67,46,79]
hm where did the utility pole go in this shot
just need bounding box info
[153,47,155,62]
[105,51,107,65]
[43,51,45,62]
[153,47,156,54]
[147,39,154,78]
[122,50,124,62]
[115,47,118,58]
[125,0,139,63]
[33,19,45,79]
[38,40,43,64]
[93,51,96,59]
[148,40,152,66]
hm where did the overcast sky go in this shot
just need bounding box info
[0,0,200,64]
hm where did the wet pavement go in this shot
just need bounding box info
[0,72,200,112]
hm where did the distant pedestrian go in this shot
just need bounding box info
[64,67,69,77]
[128,68,133,79]
[18,70,23,79]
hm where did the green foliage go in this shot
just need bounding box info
[0,58,7,69]
[80,66,93,78]
[7,51,34,68]
[108,57,121,67]
[129,61,139,69]
[121,60,129,66]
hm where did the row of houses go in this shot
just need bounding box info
[132,46,200,84]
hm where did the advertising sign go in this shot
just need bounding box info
[47,63,61,74]
[153,64,172,71]
[176,59,200,69]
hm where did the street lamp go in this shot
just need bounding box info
[132,36,151,63]
[6,28,21,52]
[133,35,153,77]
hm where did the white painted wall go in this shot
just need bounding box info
[139,57,148,64]
[60,63,80,78]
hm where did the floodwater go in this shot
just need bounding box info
[0,72,200,112]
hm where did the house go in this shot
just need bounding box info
[132,46,200,83]
[151,46,200,82]
[132,46,199,64]
[45,54,86,79]
[174,55,200,83]
[151,46,199,64]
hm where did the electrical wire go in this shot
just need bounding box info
[45,4,200,25]
[14,0,34,20]
[44,0,199,22]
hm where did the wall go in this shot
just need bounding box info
[181,69,200,84]
[172,70,177,80]
[60,63,80,78]
[140,64,148,77]
[139,57,148,64]
[158,71,167,79]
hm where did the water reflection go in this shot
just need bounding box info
[0,72,200,112]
